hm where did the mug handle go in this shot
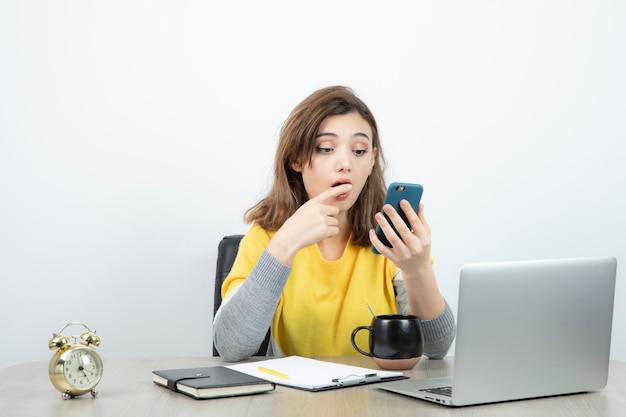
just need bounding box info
[351,326,373,357]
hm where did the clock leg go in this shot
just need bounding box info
[91,389,98,398]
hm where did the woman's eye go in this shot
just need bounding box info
[354,149,368,156]
[315,147,333,153]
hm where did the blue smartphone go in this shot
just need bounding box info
[371,182,423,254]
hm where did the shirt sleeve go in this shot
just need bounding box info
[393,274,456,359]
[213,249,291,362]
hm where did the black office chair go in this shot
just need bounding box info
[212,234,271,356]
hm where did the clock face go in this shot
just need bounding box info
[62,347,103,390]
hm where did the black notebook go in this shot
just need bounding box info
[152,366,275,399]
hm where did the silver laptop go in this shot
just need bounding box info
[378,256,617,407]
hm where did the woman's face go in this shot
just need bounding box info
[293,112,377,213]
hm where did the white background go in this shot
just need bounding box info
[1,0,624,370]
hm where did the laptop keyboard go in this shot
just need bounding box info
[420,386,453,397]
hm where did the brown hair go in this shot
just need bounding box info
[245,86,387,246]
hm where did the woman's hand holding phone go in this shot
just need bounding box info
[372,182,445,320]
[371,183,432,268]
[371,183,423,254]
[371,200,432,266]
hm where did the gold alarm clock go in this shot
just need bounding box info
[48,322,103,399]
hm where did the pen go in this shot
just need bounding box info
[257,366,290,379]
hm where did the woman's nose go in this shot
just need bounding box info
[336,148,352,172]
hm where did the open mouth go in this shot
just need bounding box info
[332,179,352,187]
[332,179,352,200]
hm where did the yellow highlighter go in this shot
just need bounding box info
[257,366,290,379]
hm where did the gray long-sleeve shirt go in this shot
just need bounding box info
[213,250,456,362]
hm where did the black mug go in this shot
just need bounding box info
[351,314,423,370]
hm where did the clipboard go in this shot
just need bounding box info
[226,356,408,392]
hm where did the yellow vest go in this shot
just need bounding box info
[222,223,398,356]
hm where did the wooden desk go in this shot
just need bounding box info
[1,356,625,416]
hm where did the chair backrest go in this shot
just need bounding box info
[213,235,270,356]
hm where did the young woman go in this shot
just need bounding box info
[213,86,456,361]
